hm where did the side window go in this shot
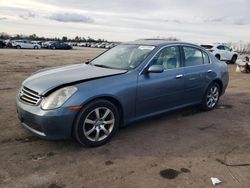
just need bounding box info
[150,46,180,70]
[217,45,225,50]
[202,51,210,64]
[183,47,203,67]
[224,46,230,51]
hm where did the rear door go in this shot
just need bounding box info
[27,41,34,49]
[224,46,233,60]
[22,41,30,48]
[182,46,212,104]
[136,46,185,117]
[217,45,226,60]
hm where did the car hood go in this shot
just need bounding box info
[23,64,127,95]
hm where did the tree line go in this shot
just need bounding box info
[0,32,109,42]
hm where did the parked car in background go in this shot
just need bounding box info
[49,41,72,50]
[67,42,77,46]
[12,40,41,49]
[42,41,53,48]
[77,42,87,47]
[90,43,97,48]
[201,44,238,64]
[0,40,6,48]
[16,39,228,147]
[105,43,116,49]
[4,39,12,48]
[97,42,107,48]
[32,41,42,46]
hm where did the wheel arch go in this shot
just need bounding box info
[94,96,124,123]
[76,95,124,126]
[215,54,221,60]
[212,79,223,96]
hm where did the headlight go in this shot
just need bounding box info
[41,86,77,110]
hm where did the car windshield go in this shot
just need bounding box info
[90,44,155,70]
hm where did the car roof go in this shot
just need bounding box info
[124,39,200,48]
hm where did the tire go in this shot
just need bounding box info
[74,100,120,147]
[34,46,38,49]
[51,46,56,50]
[201,82,220,111]
[215,54,221,60]
[16,45,21,49]
[231,55,237,64]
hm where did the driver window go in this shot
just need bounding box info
[217,46,225,50]
[150,46,180,70]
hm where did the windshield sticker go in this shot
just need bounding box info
[138,46,155,50]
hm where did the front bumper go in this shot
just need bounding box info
[16,96,78,140]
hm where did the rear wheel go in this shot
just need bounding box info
[201,82,220,111]
[74,100,120,147]
[231,55,237,64]
[34,46,38,49]
[16,45,21,49]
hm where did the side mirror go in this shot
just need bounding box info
[85,58,90,64]
[147,65,164,73]
[230,48,233,52]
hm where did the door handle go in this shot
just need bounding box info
[176,74,183,79]
[207,70,212,73]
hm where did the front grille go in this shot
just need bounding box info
[19,86,41,105]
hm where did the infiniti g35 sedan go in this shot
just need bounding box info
[16,39,229,147]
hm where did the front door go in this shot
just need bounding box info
[136,46,185,117]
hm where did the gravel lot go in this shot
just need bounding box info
[0,47,250,188]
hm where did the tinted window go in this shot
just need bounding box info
[224,46,231,51]
[202,51,210,64]
[150,46,180,70]
[217,45,225,50]
[183,47,203,67]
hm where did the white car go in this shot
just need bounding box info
[77,42,87,47]
[12,40,41,49]
[201,44,238,64]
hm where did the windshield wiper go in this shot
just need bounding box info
[92,64,112,69]
[91,64,128,71]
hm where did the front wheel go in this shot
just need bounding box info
[74,100,120,147]
[215,54,221,60]
[201,83,220,111]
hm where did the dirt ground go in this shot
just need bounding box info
[0,47,250,188]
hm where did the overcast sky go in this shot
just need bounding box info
[0,0,249,43]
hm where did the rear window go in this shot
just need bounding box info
[183,47,203,67]
[201,45,213,49]
[202,51,210,64]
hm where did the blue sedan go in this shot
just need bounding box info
[16,39,229,146]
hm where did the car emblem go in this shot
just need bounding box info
[19,90,24,97]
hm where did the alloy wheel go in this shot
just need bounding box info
[206,86,219,108]
[83,107,115,142]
